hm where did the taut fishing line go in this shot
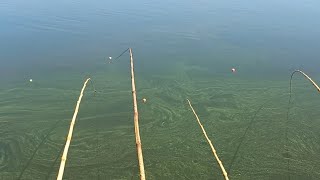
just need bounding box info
[109,48,130,63]
[227,92,288,175]
[17,119,64,180]
[45,143,65,180]
[285,70,320,179]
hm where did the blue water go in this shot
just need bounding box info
[1,0,320,179]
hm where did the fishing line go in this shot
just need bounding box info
[285,71,295,180]
[95,116,101,180]
[109,48,130,63]
[45,143,65,180]
[285,70,320,180]
[17,119,64,180]
[227,92,288,175]
[89,77,97,95]
[130,166,137,180]
[82,76,101,178]
[89,78,97,92]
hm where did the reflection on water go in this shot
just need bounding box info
[1,0,320,179]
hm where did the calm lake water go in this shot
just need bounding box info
[1,0,320,179]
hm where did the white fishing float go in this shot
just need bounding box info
[142,98,147,103]
[29,79,33,82]
[108,56,113,63]
[231,68,236,73]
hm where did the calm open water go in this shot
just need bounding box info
[1,0,320,179]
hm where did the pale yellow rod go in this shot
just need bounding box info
[57,78,91,180]
[187,99,229,180]
[293,70,320,92]
[129,48,146,180]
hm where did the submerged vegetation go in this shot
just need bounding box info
[0,48,319,180]
[55,54,320,180]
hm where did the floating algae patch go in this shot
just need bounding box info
[268,173,317,180]
[0,140,20,172]
[281,151,293,159]
[194,104,211,117]
[208,93,238,109]
[0,142,13,171]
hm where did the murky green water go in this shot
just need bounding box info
[1,0,320,179]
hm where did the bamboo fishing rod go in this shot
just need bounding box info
[290,70,320,93]
[129,48,146,180]
[57,78,91,180]
[187,99,229,180]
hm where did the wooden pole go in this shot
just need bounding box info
[187,99,229,180]
[57,78,91,180]
[129,48,146,180]
[291,70,320,92]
